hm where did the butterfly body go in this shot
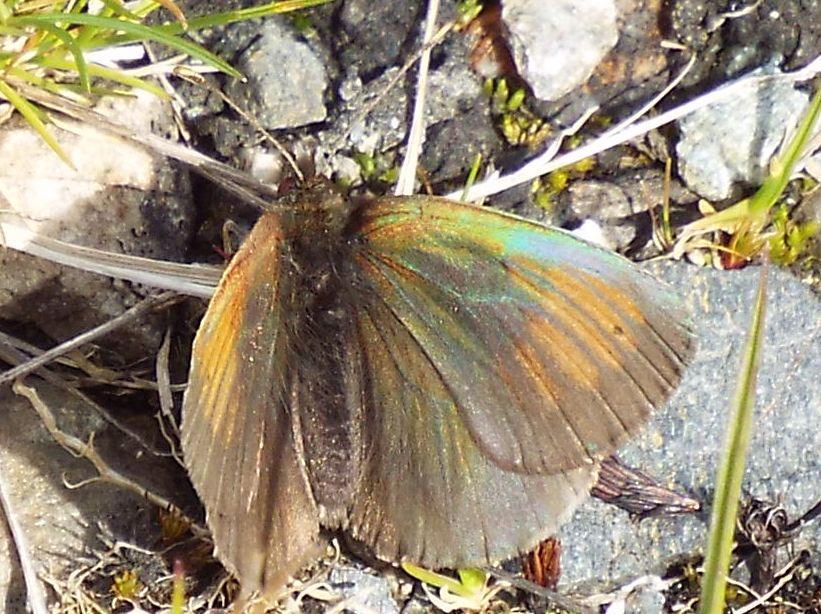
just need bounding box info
[182,185,694,598]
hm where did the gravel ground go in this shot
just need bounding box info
[0,1,819,612]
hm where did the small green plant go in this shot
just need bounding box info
[460,152,483,201]
[402,563,506,612]
[768,202,817,266]
[485,77,550,148]
[354,151,399,184]
[531,157,596,211]
[455,0,484,27]
[112,568,142,600]
[673,81,821,265]
[652,157,675,251]
[290,11,315,35]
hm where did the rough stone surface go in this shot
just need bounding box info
[555,168,698,253]
[577,0,670,111]
[0,93,193,363]
[502,0,619,101]
[337,0,424,79]
[676,78,815,201]
[559,262,821,598]
[224,18,328,130]
[667,0,821,85]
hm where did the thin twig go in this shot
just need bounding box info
[172,67,304,182]
[156,326,179,434]
[605,52,696,138]
[155,326,185,467]
[786,497,821,533]
[0,291,180,386]
[140,46,195,144]
[0,333,176,457]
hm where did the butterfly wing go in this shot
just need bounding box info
[181,212,321,596]
[346,296,596,566]
[345,196,693,566]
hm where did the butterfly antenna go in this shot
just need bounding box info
[172,66,305,183]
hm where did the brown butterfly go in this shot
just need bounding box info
[181,180,694,600]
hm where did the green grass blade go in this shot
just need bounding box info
[34,56,167,98]
[698,266,769,614]
[13,17,92,91]
[4,66,92,103]
[461,153,482,201]
[748,80,821,216]
[9,13,239,77]
[159,0,333,32]
[0,80,73,166]
[97,0,143,20]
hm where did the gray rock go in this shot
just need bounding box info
[0,94,193,363]
[337,0,424,78]
[676,77,816,201]
[559,262,821,596]
[424,41,484,128]
[501,0,619,101]
[621,575,668,613]
[334,66,409,158]
[561,169,700,252]
[225,19,328,130]
[564,180,639,250]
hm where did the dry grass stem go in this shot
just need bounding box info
[0,465,50,614]
[0,333,176,457]
[11,380,207,538]
[394,0,440,196]
[0,292,180,386]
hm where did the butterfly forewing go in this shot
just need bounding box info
[348,196,694,475]
[181,212,321,597]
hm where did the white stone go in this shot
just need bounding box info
[501,0,619,101]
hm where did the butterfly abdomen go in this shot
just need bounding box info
[284,207,364,528]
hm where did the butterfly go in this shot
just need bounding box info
[180,179,694,600]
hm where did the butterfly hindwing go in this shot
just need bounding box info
[181,212,321,597]
[346,291,597,567]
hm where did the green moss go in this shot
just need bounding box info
[769,203,818,266]
[486,77,551,148]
